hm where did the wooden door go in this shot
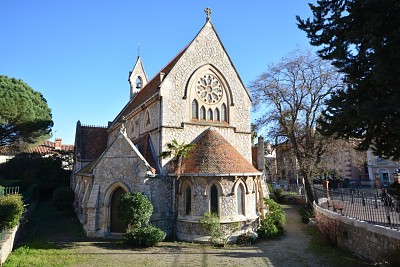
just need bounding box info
[110,187,128,233]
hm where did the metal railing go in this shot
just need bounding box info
[314,187,400,231]
[0,186,19,197]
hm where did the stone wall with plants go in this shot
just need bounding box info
[314,203,400,265]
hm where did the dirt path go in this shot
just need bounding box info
[65,205,369,267]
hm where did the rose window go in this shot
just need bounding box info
[196,74,223,104]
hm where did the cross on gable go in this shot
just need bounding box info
[204,7,212,21]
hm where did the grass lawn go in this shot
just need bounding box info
[4,201,89,267]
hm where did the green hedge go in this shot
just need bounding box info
[257,198,285,239]
[52,186,75,211]
[0,194,24,230]
[125,225,166,247]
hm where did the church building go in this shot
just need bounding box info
[72,9,266,242]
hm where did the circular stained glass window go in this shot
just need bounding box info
[196,74,223,104]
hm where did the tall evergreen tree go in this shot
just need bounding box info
[0,75,53,151]
[297,0,400,159]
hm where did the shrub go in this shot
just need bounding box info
[236,232,257,245]
[199,212,240,245]
[299,202,314,224]
[0,194,24,230]
[52,186,75,211]
[118,192,153,228]
[199,212,224,245]
[267,183,273,193]
[273,188,284,202]
[125,225,166,247]
[257,198,285,239]
[118,192,165,247]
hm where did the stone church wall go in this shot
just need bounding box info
[160,22,252,139]
[88,134,171,236]
[176,175,260,242]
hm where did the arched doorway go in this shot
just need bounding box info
[110,187,128,233]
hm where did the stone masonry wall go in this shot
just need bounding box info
[160,21,252,164]
[314,203,400,264]
[176,175,259,242]
[90,133,171,236]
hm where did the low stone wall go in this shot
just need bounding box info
[0,201,37,266]
[314,201,400,264]
[0,225,18,266]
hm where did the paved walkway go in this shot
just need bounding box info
[67,205,370,267]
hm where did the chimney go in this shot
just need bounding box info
[257,136,265,171]
[55,138,62,150]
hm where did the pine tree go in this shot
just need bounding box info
[0,75,53,151]
[297,0,400,159]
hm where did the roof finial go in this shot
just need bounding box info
[137,42,141,57]
[204,7,212,21]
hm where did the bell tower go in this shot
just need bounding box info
[128,56,148,101]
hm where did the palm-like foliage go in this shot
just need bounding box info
[161,139,196,174]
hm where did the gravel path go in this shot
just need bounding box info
[67,205,370,267]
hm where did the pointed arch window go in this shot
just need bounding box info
[207,108,213,121]
[210,184,219,214]
[237,184,245,215]
[136,76,143,90]
[221,104,227,122]
[200,106,206,120]
[192,99,199,119]
[185,186,192,215]
[214,108,220,121]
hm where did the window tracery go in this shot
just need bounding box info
[196,74,223,104]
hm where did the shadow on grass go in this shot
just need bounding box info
[15,201,87,250]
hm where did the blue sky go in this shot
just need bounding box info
[1,0,316,145]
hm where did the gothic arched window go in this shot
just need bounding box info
[214,108,220,121]
[192,99,199,119]
[237,184,245,215]
[221,104,227,122]
[185,186,192,215]
[210,184,219,214]
[207,108,213,121]
[200,106,206,120]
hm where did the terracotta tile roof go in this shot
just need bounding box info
[25,140,74,154]
[178,128,260,175]
[76,124,108,160]
[110,47,187,128]
[132,133,158,173]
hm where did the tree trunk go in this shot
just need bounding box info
[172,157,183,240]
[302,172,316,205]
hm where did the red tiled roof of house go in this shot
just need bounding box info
[178,128,260,175]
[110,47,187,128]
[25,140,74,154]
[76,124,108,160]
